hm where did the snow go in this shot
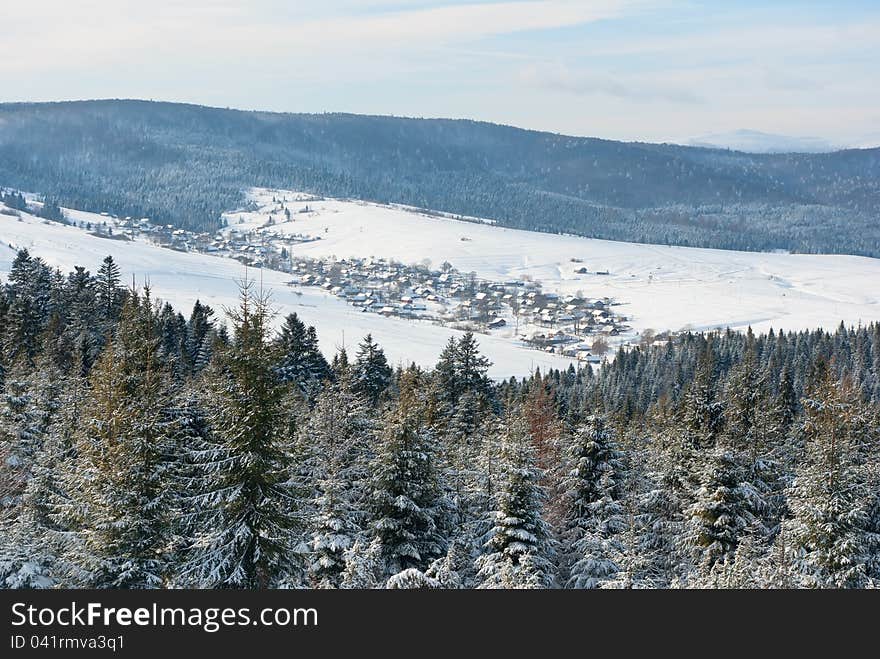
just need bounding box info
[0,210,572,378]
[228,188,880,336]
[4,187,880,377]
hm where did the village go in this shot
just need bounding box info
[276,255,632,363]
[69,202,634,365]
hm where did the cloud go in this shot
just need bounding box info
[287,0,644,47]
[574,18,880,59]
[518,62,703,104]
[0,0,650,75]
[1,1,877,148]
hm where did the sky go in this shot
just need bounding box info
[2,0,879,147]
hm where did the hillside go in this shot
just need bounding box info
[0,200,575,378]
[3,189,879,378]
[1,99,879,255]
[231,188,880,334]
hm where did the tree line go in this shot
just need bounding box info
[0,249,878,588]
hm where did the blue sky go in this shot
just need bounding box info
[3,1,878,146]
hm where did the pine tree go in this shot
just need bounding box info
[53,291,172,588]
[352,334,392,408]
[177,279,303,588]
[560,414,626,588]
[476,411,554,588]
[369,371,447,576]
[781,372,879,588]
[304,372,375,587]
[95,255,125,328]
[274,313,330,396]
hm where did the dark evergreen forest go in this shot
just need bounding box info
[2,100,879,256]
[1,249,878,588]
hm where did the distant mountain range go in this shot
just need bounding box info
[0,100,878,256]
[686,129,839,154]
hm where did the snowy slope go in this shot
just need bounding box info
[4,188,880,378]
[226,189,880,336]
[0,209,573,378]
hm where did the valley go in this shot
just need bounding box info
[3,187,880,378]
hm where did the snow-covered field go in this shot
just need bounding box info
[3,187,880,377]
[227,189,880,335]
[0,207,573,378]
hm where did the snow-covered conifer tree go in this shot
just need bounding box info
[476,410,554,588]
[781,372,879,588]
[305,371,375,587]
[369,369,447,576]
[274,312,330,396]
[53,291,172,588]
[352,334,392,408]
[177,278,304,588]
[686,448,762,573]
[339,539,383,589]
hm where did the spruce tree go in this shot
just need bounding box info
[686,447,762,573]
[0,364,42,516]
[95,255,125,328]
[61,266,102,374]
[369,370,447,576]
[476,410,554,588]
[178,279,303,588]
[311,475,362,588]
[275,313,330,396]
[185,300,215,370]
[425,538,476,588]
[0,357,65,587]
[385,568,441,589]
[455,332,492,401]
[304,372,374,587]
[680,340,724,448]
[434,336,460,415]
[352,334,392,408]
[53,291,172,588]
[560,414,626,588]
[339,538,383,589]
[781,372,879,588]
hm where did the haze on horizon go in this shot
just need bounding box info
[2,1,879,149]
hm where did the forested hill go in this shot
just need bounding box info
[1,249,879,588]
[1,99,879,256]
